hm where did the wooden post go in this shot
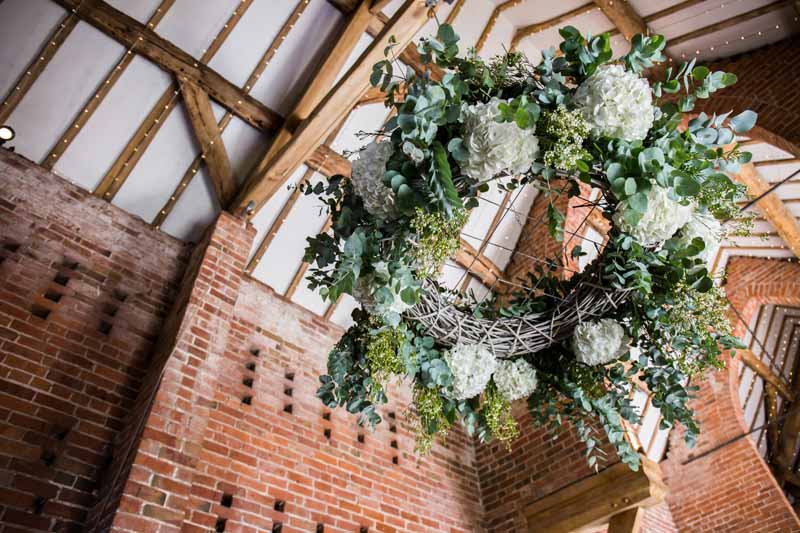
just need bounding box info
[607,507,644,533]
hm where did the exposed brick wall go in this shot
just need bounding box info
[697,36,800,150]
[96,212,483,532]
[659,257,800,533]
[0,149,189,531]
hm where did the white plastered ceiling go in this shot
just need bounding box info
[1,0,798,332]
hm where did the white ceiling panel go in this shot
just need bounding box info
[249,0,343,115]
[160,168,219,242]
[54,57,172,191]
[112,104,199,221]
[155,0,241,60]
[7,21,125,162]
[329,294,359,330]
[0,0,65,100]
[107,0,164,23]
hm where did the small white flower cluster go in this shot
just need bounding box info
[572,318,630,366]
[574,64,655,142]
[444,343,539,401]
[493,359,538,402]
[350,140,398,220]
[461,97,540,181]
[444,343,497,400]
[613,185,693,246]
[676,210,722,268]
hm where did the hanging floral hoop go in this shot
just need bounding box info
[406,280,632,358]
[302,23,758,468]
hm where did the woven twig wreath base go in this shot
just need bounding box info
[404,278,632,358]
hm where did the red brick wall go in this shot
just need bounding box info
[659,257,800,533]
[95,211,483,532]
[0,149,189,531]
[697,36,800,150]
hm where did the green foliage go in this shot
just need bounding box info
[482,381,520,450]
[410,208,467,276]
[306,22,754,471]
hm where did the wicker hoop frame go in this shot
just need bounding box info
[404,278,631,358]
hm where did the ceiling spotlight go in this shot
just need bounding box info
[0,125,14,146]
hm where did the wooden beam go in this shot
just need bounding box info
[306,144,352,178]
[755,158,800,167]
[643,0,705,23]
[524,456,666,533]
[151,0,310,228]
[367,12,445,81]
[178,79,236,207]
[592,0,647,41]
[733,162,800,258]
[0,12,78,124]
[232,0,436,215]
[327,0,361,14]
[512,3,596,50]
[773,369,800,484]
[42,0,176,170]
[738,348,793,400]
[92,0,254,201]
[251,1,373,186]
[607,507,644,533]
[53,0,280,132]
[455,239,507,289]
[669,0,791,48]
[476,0,521,54]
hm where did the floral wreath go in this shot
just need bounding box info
[303,24,755,469]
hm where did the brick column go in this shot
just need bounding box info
[86,212,256,532]
[660,257,800,532]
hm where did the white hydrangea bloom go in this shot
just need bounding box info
[461,97,540,181]
[445,343,497,400]
[574,64,655,142]
[493,359,537,402]
[350,140,398,220]
[613,185,693,246]
[572,319,630,366]
[676,210,722,268]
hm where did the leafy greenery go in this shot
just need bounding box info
[306,23,755,469]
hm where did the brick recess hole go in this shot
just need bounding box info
[62,259,79,270]
[112,289,128,302]
[357,434,365,444]
[32,496,46,515]
[241,396,252,405]
[215,518,227,532]
[316,524,325,533]
[284,371,294,381]
[272,523,282,533]
[389,425,397,433]
[392,456,399,465]
[388,412,396,419]
[98,320,113,335]
[218,493,232,508]
[3,242,20,253]
[103,303,118,317]
[273,500,285,513]
[322,412,330,421]
[283,404,293,414]
[40,449,56,467]
[250,348,260,357]
[242,378,253,388]
[43,291,62,303]
[30,305,50,320]
[284,387,292,397]
[360,527,369,533]
[391,440,398,449]
[323,429,331,439]
[245,362,256,371]
[53,273,69,286]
